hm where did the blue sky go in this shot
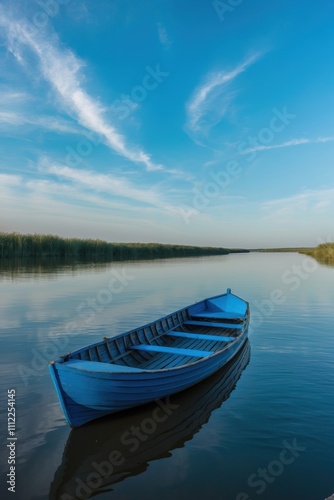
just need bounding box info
[0,0,334,248]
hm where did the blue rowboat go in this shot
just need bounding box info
[49,288,250,428]
[49,340,251,498]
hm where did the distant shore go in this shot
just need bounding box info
[252,244,334,265]
[299,243,334,265]
[1,233,332,265]
[0,232,249,260]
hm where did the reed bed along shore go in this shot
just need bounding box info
[252,244,334,265]
[300,243,334,264]
[0,233,248,260]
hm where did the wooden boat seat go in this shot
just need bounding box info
[191,311,246,320]
[64,359,142,372]
[167,331,232,342]
[184,320,243,329]
[131,344,214,358]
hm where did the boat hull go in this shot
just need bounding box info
[49,289,250,427]
[49,340,251,498]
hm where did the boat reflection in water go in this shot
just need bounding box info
[49,340,250,499]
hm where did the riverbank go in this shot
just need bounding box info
[252,244,334,265]
[251,247,313,253]
[0,232,249,260]
[300,243,334,265]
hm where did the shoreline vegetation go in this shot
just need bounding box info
[253,244,334,265]
[0,232,249,260]
[252,247,313,253]
[300,243,334,265]
[0,233,333,265]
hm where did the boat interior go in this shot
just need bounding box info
[66,298,248,371]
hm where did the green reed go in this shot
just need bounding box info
[300,243,334,264]
[0,232,248,260]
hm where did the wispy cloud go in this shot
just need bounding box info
[0,9,163,171]
[0,110,80,134]
[186,53,262,136]
[244,136,334,153]
[0,84,80,134]
[39,159,179,213]
[0,161,185,239]
[0,89,29,104]
[263,188,334,219]
[0,173,21,186]
[47,165,163,206]
[157,23,172,50]
[0,175,171,238]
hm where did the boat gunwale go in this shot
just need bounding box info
[57,335,248,378]
[51,291,250,375]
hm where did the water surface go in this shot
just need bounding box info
[0,253,333,500]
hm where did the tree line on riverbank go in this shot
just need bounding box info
[0,232,249,260]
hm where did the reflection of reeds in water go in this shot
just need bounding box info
[0,232,248,260]
[49,340,250,499]
[0,257,116,280]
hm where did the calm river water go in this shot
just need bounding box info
[0,252,333,500]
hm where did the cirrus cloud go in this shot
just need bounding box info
[0,8,164,172]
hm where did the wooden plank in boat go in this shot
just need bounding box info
[184,320,243,329]
[131,344,214,358]
[166,331,232,342]
[191,312,246,319]
[64,360,142,372]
